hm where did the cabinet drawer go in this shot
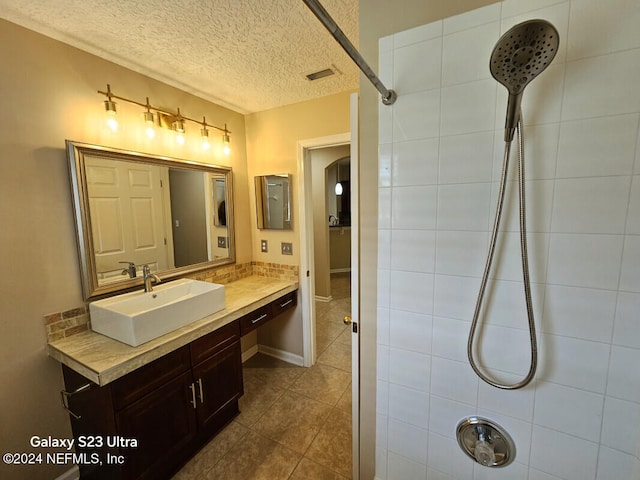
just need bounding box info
[111,346,191,411]
[271,291,297,316]
[239,304,272,336]
[190,320,240,366]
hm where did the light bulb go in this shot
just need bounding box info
[107,116,118,132]
[173,117,185,145]
[201,127,210,150]
[144,110,155,139]
[222,132,231,155]
[104,100,118,132]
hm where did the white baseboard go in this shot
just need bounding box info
[55,465,79,480]
[241,344,259,363]
[258,345,304,366]
[315,295,333,303]
[330,268,351,274]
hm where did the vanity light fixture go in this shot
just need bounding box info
[173,108,186,145]
[143,98,155,139]
[222,124,231,155]
[97,84,231,152]
[201,117,210,150]
[103,84,118,132]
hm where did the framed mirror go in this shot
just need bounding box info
[66,140,235,299]
[255,174,292,230]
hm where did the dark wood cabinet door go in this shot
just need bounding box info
[192,340,243,434]
[115,371,197,480]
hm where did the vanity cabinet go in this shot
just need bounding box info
[115,370,197,480]
[190,321,243,439]
[239,290,297,335]
[60,288,297,480]
[62,322,241,480]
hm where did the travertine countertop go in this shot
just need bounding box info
[48,275,298,386]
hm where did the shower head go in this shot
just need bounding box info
[490,19,559,142]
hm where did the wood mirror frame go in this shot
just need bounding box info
[66,140,235,299]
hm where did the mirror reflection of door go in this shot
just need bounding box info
[168,169,209,267]
[85,156,170,282]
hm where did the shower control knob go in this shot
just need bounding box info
[474,440,496,466]
[456,417,515,468]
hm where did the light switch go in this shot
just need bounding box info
[281,242,293,255]
[261,240,268,253]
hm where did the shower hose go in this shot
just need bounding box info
[467,118,537,390]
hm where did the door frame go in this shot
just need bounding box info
[297,92,360,479]
[297,131,351,368]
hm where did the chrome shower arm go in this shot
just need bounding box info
[302,0,397,105]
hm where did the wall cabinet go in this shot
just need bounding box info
[61,289,296,480]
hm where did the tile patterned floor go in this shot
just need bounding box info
[173,273,353,480]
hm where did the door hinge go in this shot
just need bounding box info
[306,270,310,277]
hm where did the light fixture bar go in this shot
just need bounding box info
[97,85,231,134]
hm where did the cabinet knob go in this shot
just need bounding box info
[343,315,352,326]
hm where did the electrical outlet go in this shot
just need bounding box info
[281,242,293,255]
[261,240,268,253]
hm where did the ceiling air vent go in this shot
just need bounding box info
[305,68,335,81]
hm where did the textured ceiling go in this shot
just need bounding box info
[0,0,359,114]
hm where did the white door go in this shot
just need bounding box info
[85,156,169,281]
[349,92,360,480]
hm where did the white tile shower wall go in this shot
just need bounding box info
[376,0,640,479]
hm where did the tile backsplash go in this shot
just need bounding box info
[376,1,640,479]
[45,306,90,343]
[44,261,298,343]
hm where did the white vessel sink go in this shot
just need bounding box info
[89,278,226,346]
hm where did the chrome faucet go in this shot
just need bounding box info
[142,265,161,292]
[120,261,137,278]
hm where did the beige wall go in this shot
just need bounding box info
[245,95,352,356]
[358,1,500,478]
[0,19,249,480]
[244,92,352,264]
